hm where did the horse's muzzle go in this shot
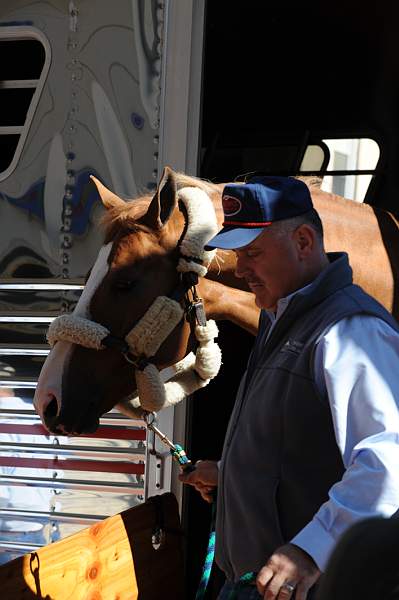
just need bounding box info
[43,397,99,436]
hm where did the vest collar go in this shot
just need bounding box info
[265,252,352,325]
[262,252,353,354]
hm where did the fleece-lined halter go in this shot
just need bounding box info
[46,187,222,416]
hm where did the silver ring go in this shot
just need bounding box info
[281,582,296,593]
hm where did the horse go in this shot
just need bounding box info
[33,167,399,435]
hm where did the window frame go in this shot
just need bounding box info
[0,26,51,182]
[298,138,380,179]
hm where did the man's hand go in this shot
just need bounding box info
[178,460,218,503]
[256,543,320,600]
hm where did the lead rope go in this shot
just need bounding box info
[226,573,257,599]
[195,502,256,600]
[195,502,216,600]
[145,413,213,598]
[144,412,256,600]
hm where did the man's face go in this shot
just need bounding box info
[234,226,301,310]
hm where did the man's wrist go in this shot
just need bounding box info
[290,519,336,571]
[289,543,318,569]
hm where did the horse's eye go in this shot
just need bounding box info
[114,280,136,291]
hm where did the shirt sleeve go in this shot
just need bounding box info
[290,315,399,571]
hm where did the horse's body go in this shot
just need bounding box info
[33,168,399,435]
[312,185,399,315]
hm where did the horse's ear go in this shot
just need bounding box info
[90,175,126,210]
[142,166,177,230]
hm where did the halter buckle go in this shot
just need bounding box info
[193,300,207,327]
[143,411,156,426]
[186,298,207,327]
[122,351,149,371]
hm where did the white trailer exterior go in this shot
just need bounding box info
[0,0,205,562]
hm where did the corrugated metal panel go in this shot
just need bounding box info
[0,0,177,564]
[0,281,148,564]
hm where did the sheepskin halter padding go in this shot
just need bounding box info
[47,186,222,414]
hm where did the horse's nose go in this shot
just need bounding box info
[33,340,72,430]
[42,393,60,431]
[34,389,62,432]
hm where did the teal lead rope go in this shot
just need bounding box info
[168,443,217,598]
[193,497,256,600]
[226,572,257,599]
[195,524,216,599]
[170,442,193,470]
[145,413,256,600]
[167,441,218,598]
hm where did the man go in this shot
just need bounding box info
[180,176,399,600]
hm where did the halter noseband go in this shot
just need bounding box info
[46,186,222,416]
[100,270,199,367]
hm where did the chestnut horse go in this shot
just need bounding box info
[34,167,399,435]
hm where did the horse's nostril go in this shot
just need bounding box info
[42,395,63,434]
[44,396,58,419]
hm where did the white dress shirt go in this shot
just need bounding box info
[264,293,399,571]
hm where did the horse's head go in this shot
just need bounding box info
[34,167,222,435]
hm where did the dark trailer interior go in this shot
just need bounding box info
[185,1,399,597]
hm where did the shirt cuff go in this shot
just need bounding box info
[290,518,336,572]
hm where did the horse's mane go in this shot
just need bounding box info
[101,173,221,242]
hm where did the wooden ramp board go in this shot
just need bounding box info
[0,493,184,600]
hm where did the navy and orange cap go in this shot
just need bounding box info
[204,176,313,250]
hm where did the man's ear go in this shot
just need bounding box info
[141,166,178,230]
[294,224,316,257]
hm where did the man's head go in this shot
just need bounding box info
[205,176,328,310]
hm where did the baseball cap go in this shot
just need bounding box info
[204,176,313,250]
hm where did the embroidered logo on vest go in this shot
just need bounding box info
[281,339,304,354]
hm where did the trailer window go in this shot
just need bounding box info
[300,138,380,202]
[0,29,50,181]
[202,135,380,204]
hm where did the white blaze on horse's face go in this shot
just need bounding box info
[33,243,113,430]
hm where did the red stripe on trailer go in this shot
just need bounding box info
[0,423,146,440]
[0,456,145,474]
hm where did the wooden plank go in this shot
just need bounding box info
[0,492,184,599]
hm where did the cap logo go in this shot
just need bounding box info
[222,194,242,217]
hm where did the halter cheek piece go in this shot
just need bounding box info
[46,187,222,415]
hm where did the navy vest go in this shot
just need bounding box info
[216,252,399,581]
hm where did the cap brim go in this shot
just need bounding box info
[204,226,266,250]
